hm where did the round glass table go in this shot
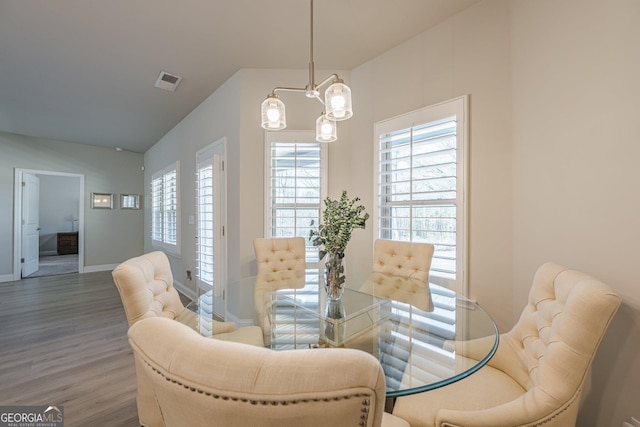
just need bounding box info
[178,269,498,398]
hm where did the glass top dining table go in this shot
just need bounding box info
[179,269,498,398]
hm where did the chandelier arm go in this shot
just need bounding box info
[316,73,341,91]
[272,87,325,105]
[272,87,308,95]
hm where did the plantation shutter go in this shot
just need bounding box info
[163,169,177,245]
[196,159,215,287]
[150,161,180,253]
[151,175,163,242]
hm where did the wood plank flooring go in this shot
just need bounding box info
[0,271,140,426]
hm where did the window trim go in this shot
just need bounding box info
[373,96,469,296]
[151,160,181,255]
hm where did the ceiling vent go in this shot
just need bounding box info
[155,71,182,92]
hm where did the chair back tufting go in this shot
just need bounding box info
[372,239,434,282]
[254,237,306,274]
[112,251,184,326]
[500,262,621,409]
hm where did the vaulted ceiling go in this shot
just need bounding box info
[0,0,478,153]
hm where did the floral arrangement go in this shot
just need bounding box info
[309,190,370,259]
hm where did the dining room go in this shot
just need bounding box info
[1,0,638,425]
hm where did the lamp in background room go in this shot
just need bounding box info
[260,0,352,142]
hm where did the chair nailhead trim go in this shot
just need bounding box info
[144,359,374,425]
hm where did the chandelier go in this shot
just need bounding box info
[260,0,353,142]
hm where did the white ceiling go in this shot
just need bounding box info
[0,0,478,153]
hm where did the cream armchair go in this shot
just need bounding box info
[359,240,435,311]
[253,237,307,345]
[253,237,306,274]
[112,251,187,326]
[112,251,263,344]
[113,251,265,426]
[391,262,621,427]
[128,316,410,427]
[370,239,435,282]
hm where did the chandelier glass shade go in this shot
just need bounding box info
[325,80,352,121]
[316,113,337,142]
[261,95,286,130]
[260,0,353,142]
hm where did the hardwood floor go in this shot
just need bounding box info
[0,271,140,426]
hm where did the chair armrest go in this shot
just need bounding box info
[175,309,237,334]
[436,387,581,427]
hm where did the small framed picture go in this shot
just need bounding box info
[120,194,141,210]
[91,192,114,209]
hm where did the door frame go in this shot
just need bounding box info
[13,168,85,280]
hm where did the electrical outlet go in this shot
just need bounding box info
[186,270,192,280]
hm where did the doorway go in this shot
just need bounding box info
[13,169,85,280]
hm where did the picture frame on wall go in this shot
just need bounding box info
[120,194,141,210]
[91,192,114,209]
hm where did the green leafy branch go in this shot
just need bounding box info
[309,190,369,259]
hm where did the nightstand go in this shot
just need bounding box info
[57,232,79,255]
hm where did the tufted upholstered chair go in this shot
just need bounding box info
[253,269,306,346]
[359,240,435,311]
[112,251,264,343]
[113,251,226,331]
[371,239,434,282]
[253,237,306,274]
[391,262,621,427]
[253,238,306,345]
[112,251,188,326]
[113,251,266,426]
[128,316,411,427]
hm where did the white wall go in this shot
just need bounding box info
[510,0,640,424]
[144,73,243,295]
[0,132,145,279]
[346,0,514,329]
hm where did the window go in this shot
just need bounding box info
[151,161,180,254]
[265,131,327,266]
[374,96,468,295]
[196,142,226,295]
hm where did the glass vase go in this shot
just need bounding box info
[324,252,345,301]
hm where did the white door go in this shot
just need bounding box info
[22,173,40,277]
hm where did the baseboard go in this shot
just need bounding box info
[1,264,118,282]
[40,250,58,256]
[83,264,118,273]
[0,273,16,283]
